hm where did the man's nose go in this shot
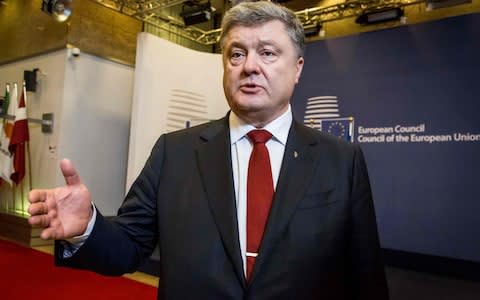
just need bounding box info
[242,53,261,75]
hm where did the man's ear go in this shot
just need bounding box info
[295,57,304,84]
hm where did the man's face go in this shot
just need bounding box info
[222,20,304,127]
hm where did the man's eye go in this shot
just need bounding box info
[231,52,244,59]
[261,50,278,61]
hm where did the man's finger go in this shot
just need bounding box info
[27,202,48,216]
[28,189,48,203]
[60,158,81,186]
[28,214,50,227]
[40,228,58,240]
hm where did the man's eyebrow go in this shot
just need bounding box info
[258,40,282,52]
[227,41,245,49]
[258,40,278,47]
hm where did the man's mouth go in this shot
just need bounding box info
[239,83,263,93]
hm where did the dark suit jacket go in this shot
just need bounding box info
[56,117,389,299]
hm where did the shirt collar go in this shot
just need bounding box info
[229,105,292,146]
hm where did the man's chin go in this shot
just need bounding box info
[231,97,267,111]
[232,107,274,126]
[235,104,264,116]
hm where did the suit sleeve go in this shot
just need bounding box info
[55,135,166,276]
[348,145,389,299]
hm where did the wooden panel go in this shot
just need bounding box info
[306,1,480,42]
[0,0,141,66]
[0,0,67,65]
[0,212,52,247]
[67,0,142,65]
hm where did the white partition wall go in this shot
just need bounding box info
[60,52,134,215]
[126,33,227,190]
[0,49,134,217]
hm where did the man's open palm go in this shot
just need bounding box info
[28,159,93,240]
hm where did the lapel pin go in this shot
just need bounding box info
[294,151,298,158]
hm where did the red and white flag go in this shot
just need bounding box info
[9,84,29,185]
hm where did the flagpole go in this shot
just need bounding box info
[23,83,33,192]
[5,184,10,212]
[20,181,24,214]
[10,83,18,214]
[11,185,15,213]
[1,83,9,127]
[27,142,33,191]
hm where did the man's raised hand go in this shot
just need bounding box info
[28,159,93,240]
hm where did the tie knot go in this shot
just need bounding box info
[247,129,272,144]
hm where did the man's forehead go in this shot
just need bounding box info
[223,20,289,46]
[227,19,286,33]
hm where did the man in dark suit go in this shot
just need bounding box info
[28,2,388,299]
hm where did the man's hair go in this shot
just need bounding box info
[219,1,305,57]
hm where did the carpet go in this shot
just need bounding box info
[0,239,157,300]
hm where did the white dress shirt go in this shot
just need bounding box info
[229,105,292,274]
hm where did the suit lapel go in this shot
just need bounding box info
[196,117,247,290]
[249,121,330,283]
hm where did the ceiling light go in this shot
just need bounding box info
[355,7,404,25]
[426,0,472,10]
[303,23,323,37]
[180,2,214,26]
[41,0,73,22]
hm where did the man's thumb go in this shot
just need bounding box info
[60,159,81,186]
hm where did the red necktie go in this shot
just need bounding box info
[246,129,274,281]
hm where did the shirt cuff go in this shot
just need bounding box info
[62,203,97,258]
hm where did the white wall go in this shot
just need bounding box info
[60,52,134,215]
[0,50,66,212]
[0,49,134,216]
[127,33,227,190]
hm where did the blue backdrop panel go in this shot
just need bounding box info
[292,13,480,262]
